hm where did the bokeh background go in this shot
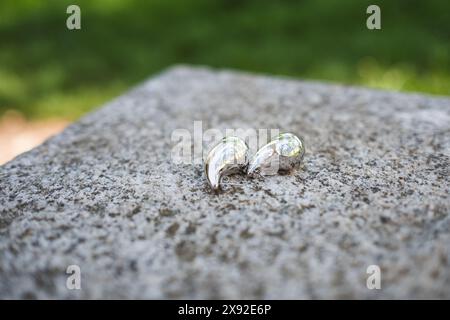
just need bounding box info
[0,0,449,163]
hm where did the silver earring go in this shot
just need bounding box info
[247,133,305,176]
[205,136,249,190]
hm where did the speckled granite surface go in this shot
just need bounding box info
[0,66,449,299]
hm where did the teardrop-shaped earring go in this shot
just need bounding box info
[247,133,305,176]
[205,136,249,190]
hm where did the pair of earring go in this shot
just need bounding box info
[204,133,305,191]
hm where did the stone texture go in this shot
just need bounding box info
[0,66,449,299]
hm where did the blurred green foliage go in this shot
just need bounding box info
[0,0,449,119]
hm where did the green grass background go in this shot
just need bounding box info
[0,0,449,120]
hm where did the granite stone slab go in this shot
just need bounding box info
[0,66,449,299]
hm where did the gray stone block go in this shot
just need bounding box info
[0,66,449,299]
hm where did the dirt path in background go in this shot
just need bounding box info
[0,111,69,165]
